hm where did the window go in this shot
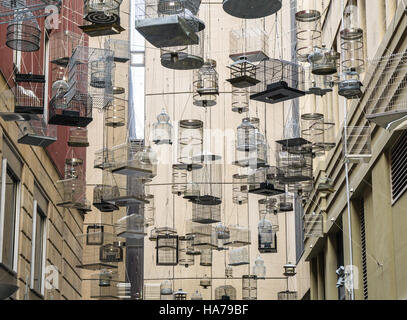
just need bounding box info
[391,130,407,204]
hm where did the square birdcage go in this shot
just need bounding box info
[89,271,120,300]
[258,218,277,253]
[68,127,89,147]
[105,38,130,63]
[242,275,257,300]
[13,73,45,115]
[86,225,105,246]
[135,0,202,48]
[304,213,324,238]
[99,241,125,263]
[50,30,83,67]
[94,148,114,170]
[278,291,297,300]
[156,234,179,266]
[229,27,269,63]
[188,222,217,249]
[258,198,279,231]
[18,116,56,147]
[56,178,88,210]
[250,59,305,104]
[149,226,177,242]
[227,58,261,88]
[191,157,222,206]
[93,184,119,212]
[276,143,313,184]
[115,214,146,239]
[224,225,250,247]
[229,246,249,266]
[144,283,161,300]
[215,285,236,301]
[365,52,407,130]
[248,166,285,196]
[192,203,221,224]
[342,126,372,163]
[178,236,195,267]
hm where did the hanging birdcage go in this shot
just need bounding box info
[13,73,45,115]
[304,213,324,238]
[338,69,363,99]
[283,263,296,277]
[174,289,187,300]
[232,88,249,114]
[248,166,285,196]
[144,283,161,300]
[305,65,334,96]
[0,0,62,24]
[189,223,217,249]
[90,59,115,89]
[144,194,155,227]
[178,119,203,164]
[153,109,172,144]
[185,235,201,256]
[191,290,203,300]
[68,127,90,147]
[276,143,313,184]
[172,164,188,196]
[115,214,146,239]
[215,285,236,300]
[252,255,266,279]
[105,96,126,128]
[50,30,82,67]
[193,59,219,107]
[64,157,84,180]
[105,38,130,63]
[229,27,269,63]
[136,0,203,48]
[242,275,257,300]
[224,225,250,247]
[88,270,117,300]
[192,203,221,224]
[18,116,56,147]
[94,147,114,170]
[278,193,294,212]
[199,248,212,267]
[342,126,372,163]
[215,223,230,250]
[100,241,125,263]
[232,174,248,205]
[251,59,305,104]
[160,280,173,300]
[86,224,105,246]
[229,246,249,266]
[227,57,261,88]
[156,233,179,266]
[296,7,322,62]
[200,275,211,289]
[301,116,325,154]
[57,177,88,211]
[278,291,297,300]
[179,236,195,267]
[222,0,281,19]
[308,46,340,76]
[6,12,41,52]
[93,184,119,212]
[225,266,233,279]
[258,217,277,253]
[258,198,279,231]
[236,118,257,152]
[149,226,177,242]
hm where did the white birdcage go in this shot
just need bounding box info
[193,59,219,107]
[252,255,266,279]
[224,225,250,247]
[153,109,173,145]
[191,290,203,300]
[304,213,324,238]
[232,174,248,205]
[242,275,257,300]
[178,119,203,164]
[160,280,173,300]
[18,117,57,147]
[229,246,249,266]
[258,218,277,253]
[156,233,179,266]
[179,236,195,267]
[222,0,281,19]
[68,127,89,147]
[144,283,161,300]
[172,164,188,196]
[105,38,130,63]
[278,290,297,300]
[308,46,340,76]
[115,214,146,239]
[192,203,221,224]
[342,126,372,163]
[229,27,269,63]
[236,118,257,152]
[231,88,249,114]
[258,198,279,231]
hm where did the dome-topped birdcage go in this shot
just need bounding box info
[153,109,173,145]
[160,280,173,300]
[232,88,249,114]
[68,127,90,147]
[179,236,195,268]
[248,166,285,197]
[174,288,187,300]
[193,59,219,107]
[252,255,266,279]
[258,198,279,231]
[242,275,257,300]
[227,57,261,88]
[308,46,340,76]
[258,217,277,253]
[64,157,84,180]
[222,0,282,19]
[178,119,203,165]
[6,11,41,52]
[200,275,211,289]
[233,174,248,205]
[115,214,146,239]
[156,231,179,266]
[215,285,236,300]
[229,27,269,63]
[229,246,249,266]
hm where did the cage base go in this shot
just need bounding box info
[249,183,285,196]
[279,203,293,212]
[279,176,313,184]
[76,263,118,271]
[228,262,249,266]
[68,141,90,148]
[366,110,407,129]
[161,55,204,70]
[111,166,153,178]
[193,99,217,107]
[250,81,305,104]
[230,51,269,63]
[153,139,173,145]
[0,112,40,122]
[191,195,222,206]
[48,111,93,127]
[79,23,125,37]
[192,218,221,224]
[233,159,267,169]
[224,240,251,248]
[259,248,277,253]
[276,137,311,148]
[117,231,147,239]
[105,196,149,207]
[14,106,44,114]
[93,201,119,212]
[222,0,282,19]
[227,75,260,88]
[18,133,56,147]
[307,87,333,96]
[51,57,70,68]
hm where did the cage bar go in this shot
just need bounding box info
[156,233,179,266]
[258,218,277,253]
[304,213,324,238]
[215,285,236,300]
[342,126,372,163]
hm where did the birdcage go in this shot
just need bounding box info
[227,57,261,88]
[308,46,340,76]
[191,290,203,300]
[99,241,125,263]
[222,0,281,19]
[225,267,233,279]
[18,117,56,147]
[248,166,285,196]
[193,59,219,107]
[283,263,296,277]
[224,225,250,247]
[189,223,217,249]
[278,291,297,300]
[105,97,126,127]
[86,225,105,245]
[251,59,305,104]
[0,0,63,24]
[200,275,211,289]
[258,198,279,231]
[110,141,156,178]
[115,214,146,239]
[301,116,325,153]
[68,127,89,147]
[215,223,230,249]
[215,285,236,300]
[160,280,173,300]
[149,226,177,241]
[258,218,277,253]
[276,144,313,184]
[88,270,121,300]
[365,52,407,130]
[242,275,257,300]
[64,157,84,180]
[153,109,172,144]
[183,164,202,201]
[105,38,130,63]
[156,233,179,266]
[296,7,322,62]
[174,289,187,300]
[278,193,294,212]
[56,178,88,209]
[199,248,212,267]
[135,0,203,48]
[144,283,161,300]
[252,255,266,279]
[229,27,269,63]
[229,246,249,266]
[232,88,249,114]
[179,236,194,267]
[342,126,371,163]
[178,119,203,164]
[192,203,221,224]
[313,119,336,152]
[338,69,363,99]
[191,156,222,205]
[232,174,248,205]
[5,12,41,52]
[90,60,115,89]
[172,164,188,196]
[304,213,324,238]
[50,30,83,67]
[144,194,155,227]
[304,65,334,96]
[13,73,45,115]
[93,184,119,212]
[94,148,114,170]
[236,118,257,152]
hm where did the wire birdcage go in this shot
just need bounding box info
[178,119,203,164]
[50,30,83,67]
[251,59,305,104]
[115,214,146,239]
[68,127,90,147]
[200,275,211,289]
[199,248,212,267]
[236,118,257,152]
[6,11,41,52]
[144,194,155,227]
[301,116,325,153]
[304,65,334,96]
[13,73,45,115]
[227,57,260,88]
[338,69,363,99]
[258,218,277,253]
[149,226,177,242]
[295,6,322,62]
[224,225,250,247]
[144,283,161,300]
[18,116,56,147]
[229,246,249,266]
[89,270,121,300]
[215,285,236,300]
[222,0,281,19]
[308,46,340,76]
[258,198,279,231]
[232,174,248,205]
[225,266,233,279]
[304,213,324,238]
[105,96,126,127]
[179,236,194,267]
[156,233,179,266]
[64,157,84,180]
[93,183,119,212]
[229,27,269,63]
[153,109,172,144]
[105,38,130,63]
[94,147,114,170]
[278,291,297,300]
[278,193,294,212]
[57,178,88,209]
[193,59,219,107]
[160,280,173,300]
[174,289,187,300]
[248,166,285,196]
[252,255,266,279]
[192,203,221,224]
[342,126,372,163]
[232,88,249,114]
[191,290,203,300]
[242,275,257,300]
[276,144,313,184]
[172,164,188,196]
[188,222,217,249]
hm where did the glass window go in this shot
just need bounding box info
[33,205,45,293]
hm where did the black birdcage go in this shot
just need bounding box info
[258,218,277,253]
[14,73,45,115]
[6,12,41,52]
[100,241,125,263]
[192,203,221,224]
[156,234,179,266]
[93,184,119,212]
[227,57,261,88]
[86,224,105,245]
[49,93,93,127]
[248,166,285,197]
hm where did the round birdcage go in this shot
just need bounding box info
[179,236,195,268]
[232,88,249,114]
[301,116,325,153]
[338,69,363,99]
[105,97,126,127]
[85,2,121,24]
[236,118,257,152]
[172,164,188,196]
[200,275,211,289]
[178,119,204,164]
[199,248,212,267]
[279,193,294,212]
[6,12,41,52]
[90,59,114,89]
[160,280,173,300]
[193,59,219,107]
[308,46,340,76]
[153,109,173,145]
[252,255,266,279]
[88,0,123,11]
[215,285,236,300]
[242,275,257,300]
[64,158,84,180]
[295,9,322,62]
[144,194,155,227]
[233,174,248,205]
